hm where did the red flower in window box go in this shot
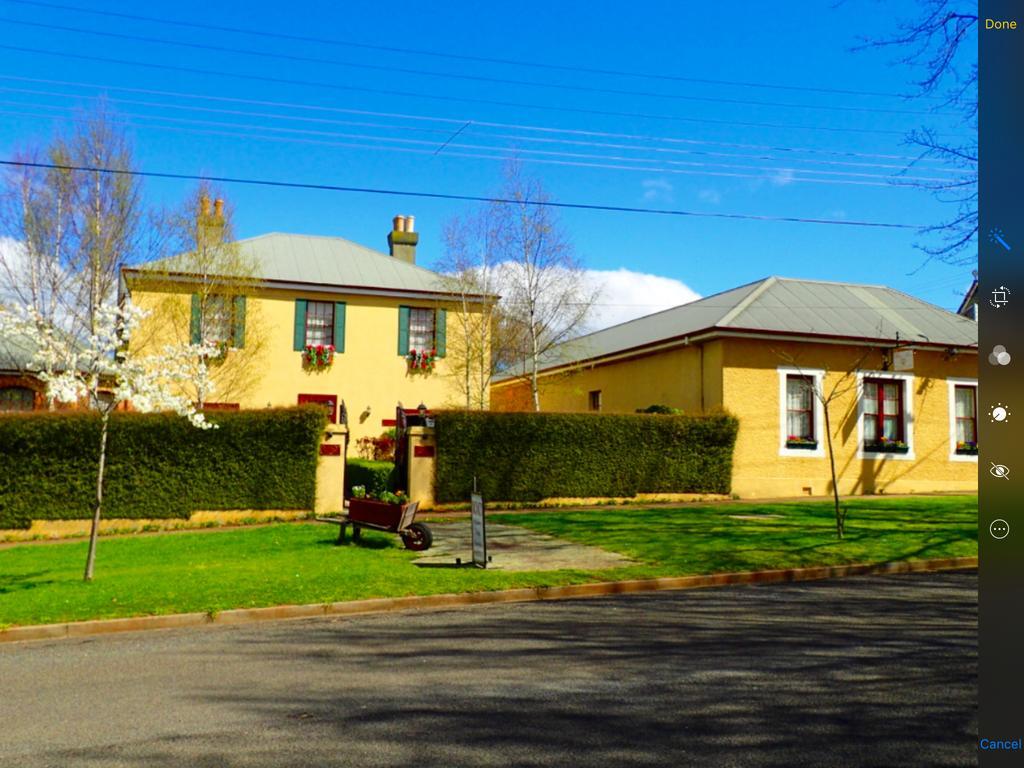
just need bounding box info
[303,344,335,369]
[407,348,437,373]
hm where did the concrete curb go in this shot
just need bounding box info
[0,556,977,645]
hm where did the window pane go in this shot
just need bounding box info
[409,308,435,352]
[864,418,878,442]
[955,386,975,418]
[881,383,900,415]
[882,416,899,440]
[0,386,34,411]
[788,412,811,439]
[956,420,975,444]
[787,377,811,410]
[304,301,334,347]
[863,384,878,415]
[204,295,232,344]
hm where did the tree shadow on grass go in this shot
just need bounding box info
[0,571,55,594]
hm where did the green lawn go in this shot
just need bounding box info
[0,496,976,628]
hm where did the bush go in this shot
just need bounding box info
[346,459,395,498]
[636,404,682,414]
[433,411,738,503]
[0,407,325,529]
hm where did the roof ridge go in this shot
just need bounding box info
[717,276,776,327]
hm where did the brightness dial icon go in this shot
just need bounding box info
[990,403,1011,423]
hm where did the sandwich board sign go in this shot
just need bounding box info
[471,492,488,569]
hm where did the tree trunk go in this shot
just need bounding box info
[823,404,844,539]
[529,324,541,412]
[84,409,110,581]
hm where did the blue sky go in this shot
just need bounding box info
[0,0,977,322]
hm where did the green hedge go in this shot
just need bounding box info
[0,407,326,529]
[433,411,739,503]
[346,459,395,498]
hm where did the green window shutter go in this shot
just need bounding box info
[293,299,308,351]
[435,308,447,357]
[333,302,346,353]
[398,305,410,356]
[190,294,201,344]
[232,295,246,348]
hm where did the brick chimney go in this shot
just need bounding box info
[387,214,418,264]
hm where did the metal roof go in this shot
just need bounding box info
[503,276,979,378]
[130,233,475,297]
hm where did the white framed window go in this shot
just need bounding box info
[304,301,335,347]
[777,367,825,458]
[408,307,435,352]
[855,371,915,460]
[947,378,979,462]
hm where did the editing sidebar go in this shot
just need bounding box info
[979,3,1023,764]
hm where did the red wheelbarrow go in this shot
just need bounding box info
[317,499,433,551]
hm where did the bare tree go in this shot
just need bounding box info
[439,208,513,409]
[137,184,266,407]
[777,349,873,539]
[858,2,978,266]
[491,163,599,411]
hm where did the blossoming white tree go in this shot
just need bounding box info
[0,301,218,580]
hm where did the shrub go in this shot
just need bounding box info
[346,459,395,498]
[0,407,325,529]
[433,411,738,503]
[636,404,683,414]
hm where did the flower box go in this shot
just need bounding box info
[303,344,335,369]
[785,438,818,450]
[955,442,979,456]
[407,348,437,373]
[864,441,910,454]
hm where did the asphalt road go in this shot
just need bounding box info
[0,572,977,768]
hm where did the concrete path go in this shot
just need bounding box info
[412,521,635,570]
[0,572,976,767]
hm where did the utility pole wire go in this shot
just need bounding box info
[0,159,924,229]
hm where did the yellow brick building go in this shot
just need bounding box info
[491,277,979,499]
[123,216,493,441]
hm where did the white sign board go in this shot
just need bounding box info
[892,348,914,372]
[471,493,487,569]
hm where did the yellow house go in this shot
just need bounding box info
[491,277,979,499]
[122,215,493,442]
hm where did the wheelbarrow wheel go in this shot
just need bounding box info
[401,522,433,551]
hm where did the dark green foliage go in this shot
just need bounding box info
[0,407,325,529]
[433,411,739,503]
[635,404,683,414]
[346,459,395,498]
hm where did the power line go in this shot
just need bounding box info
[0,108,945,188]
[0,98,956,184]
[0,15,956,118]
[0,74,950,158]
[0,44,938,138]
[0,84,961,174]
[0,0,944,102]
[0,158,926,229]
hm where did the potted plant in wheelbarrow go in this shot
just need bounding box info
[347,486,433,551]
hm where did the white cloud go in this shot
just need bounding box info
[770,168,796,187]
[698,188,722,205]
[641,178,674,202]
[583,268,701,331]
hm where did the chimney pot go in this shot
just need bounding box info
[405,215,415,233]
[393,215,406,233]
[213,198,224,219]
[200,194,212,218]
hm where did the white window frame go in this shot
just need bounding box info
[855,370,915,461]
[777,367,825,458]
[947,377,979,463]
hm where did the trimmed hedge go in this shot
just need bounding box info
[0,407,326,529]
[346,459,395,498]
[433,411,739,503]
